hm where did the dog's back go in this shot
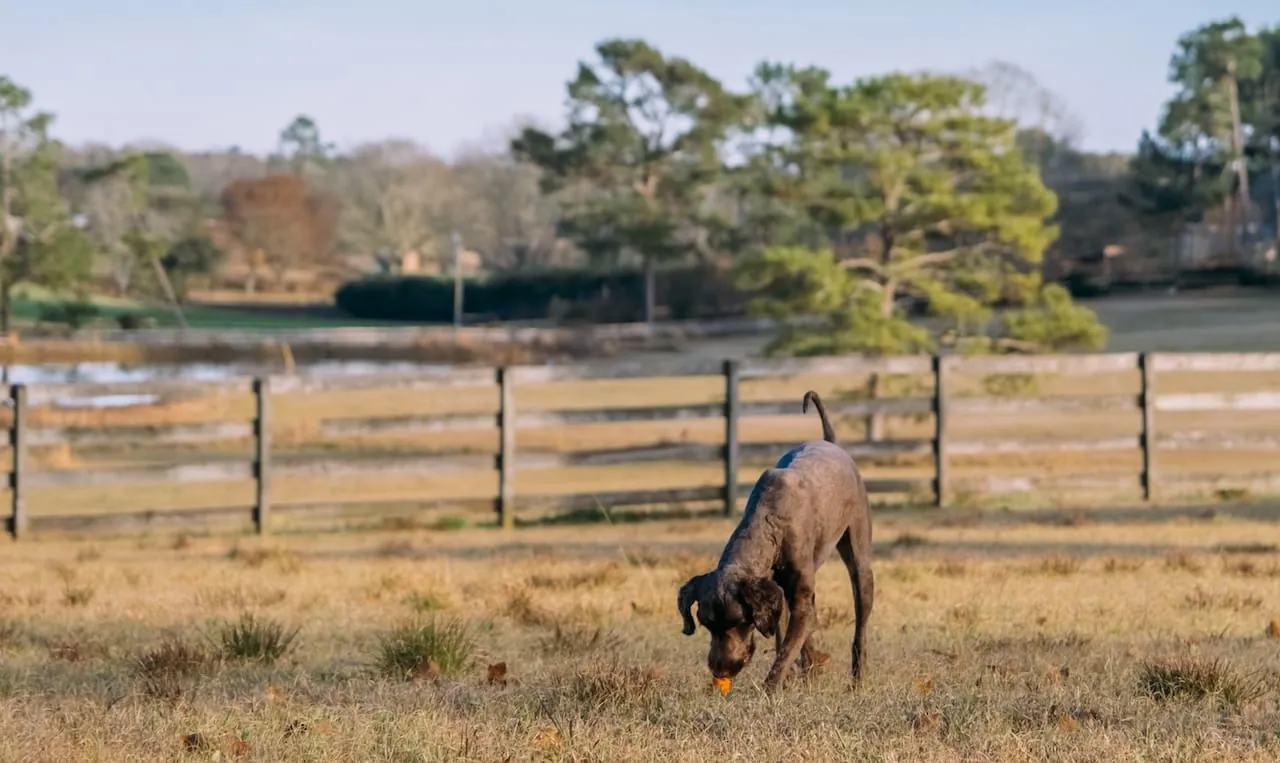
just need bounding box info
[722,439,865,566]
[717,391,868,563]
[773,438,847,471]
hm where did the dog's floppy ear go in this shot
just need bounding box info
[677,573,709,636]
[740,577,784,637]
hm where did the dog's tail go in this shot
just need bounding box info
[802,390,837,444]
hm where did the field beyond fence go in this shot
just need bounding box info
[5,351,1280,539]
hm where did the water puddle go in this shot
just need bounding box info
[1,360,456,409]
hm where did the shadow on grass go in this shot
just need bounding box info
[513,505,726,529]
[510,496,933,530]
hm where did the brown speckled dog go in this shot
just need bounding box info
[677,390,874,694]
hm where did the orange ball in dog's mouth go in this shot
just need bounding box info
[712,676,732,695]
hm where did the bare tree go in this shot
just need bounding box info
[452,151,563,270]
[80,172,137,293]
[968,60,1086,149]
[331,140,460,269]
[178,149,269,213]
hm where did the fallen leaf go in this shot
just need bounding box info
[532,725,562,750]
[181,733,210,752]
[1056,715,1081,732]
[412,658,441,683]
[910,710,943,734]
[712,676,732,695]
[1266,619,1280,639]
[227,739,252,758]
[913,676,933,694]
[487,662,509,685]
[284,719,333,739]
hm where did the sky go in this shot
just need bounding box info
[6,1,1277,158]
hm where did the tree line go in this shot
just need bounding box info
[0,16,1277,352]
[1130,20,1280,247]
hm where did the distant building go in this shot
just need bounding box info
[415,248,482,276]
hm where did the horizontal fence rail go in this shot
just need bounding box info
[4,351,1280,539]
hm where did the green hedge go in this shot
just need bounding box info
[333,264,752,324]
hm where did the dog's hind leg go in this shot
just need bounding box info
[837,529,874,683]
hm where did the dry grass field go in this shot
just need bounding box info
[2,511,1280,761]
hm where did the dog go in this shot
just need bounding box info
[677,390,874,694]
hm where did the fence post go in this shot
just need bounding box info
[1139,352,1157,503]
[723,359,740,517]
[931,355,949,508]
[865,373,884,442]
[253,377,271,535]
[9,384,27,539]
[497,367,515,530]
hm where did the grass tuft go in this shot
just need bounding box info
[226,546,302,573]
[429,516,470,532]
[502,589,554,628]
[934,558,969,578]
[375,617,475,681]
[134,635,215,701]
[214,613,300,664]
[1163,551,1205,574]
[1103,557,1145,574]
[889,533,931,550]
[404,591,451,613]
[0,619,27,650]
[538,624,623,656]
[557,663,664,711]
[1181,586,1263,612]
[62,586,95,607]
[1221,557,1280,577]
[74,546,102,563]
[1035,555,1082,576]
[1137,656,1268,707]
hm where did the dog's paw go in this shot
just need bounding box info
[762,671,787,696]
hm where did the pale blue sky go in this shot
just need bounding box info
[7,1,1276,157]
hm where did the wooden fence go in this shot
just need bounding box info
[5,351,1280,539]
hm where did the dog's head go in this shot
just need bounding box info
[677,570,784,679]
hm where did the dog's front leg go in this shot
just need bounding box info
[774,598,790,658]
[763,580,815,694]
